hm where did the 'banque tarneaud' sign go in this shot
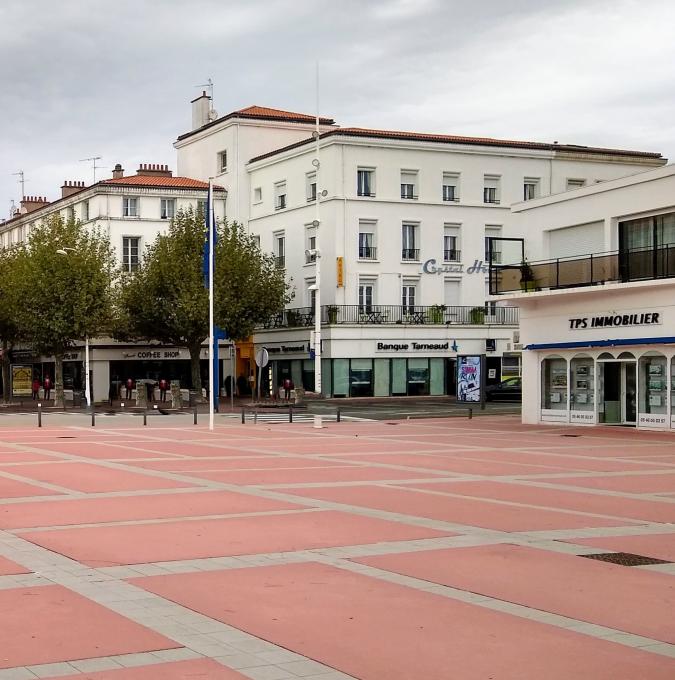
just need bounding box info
[421,259,489,275]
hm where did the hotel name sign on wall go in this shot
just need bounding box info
[569,311,662,330]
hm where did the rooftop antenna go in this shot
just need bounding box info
[11,170,26,198]
[195,78,217,119]
[79,156,103,183]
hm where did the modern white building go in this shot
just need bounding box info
[173,95,665,397]
[491,163,675,430]
[0,163,226,401]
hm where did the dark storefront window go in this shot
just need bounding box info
[407,358,430,396]
[350,359,374,397]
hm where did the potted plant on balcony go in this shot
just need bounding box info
[470,306,485,324]
[327,305,339,325]
[428,304,446,324]
[519,260,536,292]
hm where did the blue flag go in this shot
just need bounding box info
[202,184,216,288]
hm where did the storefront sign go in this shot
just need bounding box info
[375,342,449,352]
[265,344,309,355]
[12,365,32,397]
[457,355,482,402]
[63,352,80,361]
[569,311,661,330]
[421,259,489,275]
[570,411,596,424]
[123,350,183,359]
[638,413,668,428]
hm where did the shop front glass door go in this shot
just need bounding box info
[599,361,636,425]
[624,362,637,423]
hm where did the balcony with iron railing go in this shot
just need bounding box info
[259,304,519,329]
[274,255,285,269]
[359,245,377,260]
[489,244,675,295]
[402,248,420,261]
[444,249,461,262]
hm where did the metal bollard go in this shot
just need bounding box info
[289,406,293,423]
[193,407,198,425]
[91,406,95,427]
[241,407,246,424]
[143,411,147,426]
[37,403,42,428]
[336,408,341,423]
[254,409,258,424]
[468,407,473,420]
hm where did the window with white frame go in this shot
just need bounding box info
[566,178,586,190]
[306,172,317,202]
[401,281,417,313]
[442,172,460,202]
[483,175,500,204]
[218,150,227,173]
[305,278,317,308]
[523,177,540,201]
[123,197,138,217]
[82,200,89,222]
[252,234,261,249]
[402,223,419,260]
[66,206,75,222]
[444,279,461,307]
[274,181,287,210]
[485,225,502,263]
[122,236,140,272]
[196,199,207,215]
[305,225,317,263]
[357,168,375,197]
[253,187,262,203]
[400,170,418,200]
[358,220,377,259]
[160,198,176,219]
[358,278,375,311]
[274,232,285,268]
[444,224,461,261]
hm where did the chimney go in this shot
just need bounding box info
[20,196,49,214]
[191,90,211,130]
[136,163,173,177]
[61,180,86,198]
[112,163,124,179]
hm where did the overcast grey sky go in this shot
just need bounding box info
[1,0,674,217]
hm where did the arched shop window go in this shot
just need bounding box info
[541,356,568,409]
[597,352,615,360]
[617,351,636,360]
[639,352,667,415]
[570,355,594,412]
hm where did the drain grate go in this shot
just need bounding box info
[561,434,581,437]
[581,552,671,567]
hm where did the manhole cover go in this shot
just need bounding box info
[581,552,671,567]
[561,434,581,438]
[57,436,76,439]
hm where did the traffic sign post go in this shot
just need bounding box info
[255,348,269,403]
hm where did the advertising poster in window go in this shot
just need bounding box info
[457,355,483,402]
[12,365,33,397]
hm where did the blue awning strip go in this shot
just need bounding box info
[525,336,675,351]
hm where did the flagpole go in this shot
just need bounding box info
[208,179,215,431]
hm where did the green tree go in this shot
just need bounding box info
[0,246,26,404]
[117,208,291,395]
[14,215,117,408]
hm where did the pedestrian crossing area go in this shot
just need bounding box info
[219,411,372,423]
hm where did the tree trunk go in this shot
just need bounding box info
[1,340,10,405]
[54,348,65,409]
[189,343,205,402]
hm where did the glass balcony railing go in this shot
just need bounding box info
[489,244,675,295]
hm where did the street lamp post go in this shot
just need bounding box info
[56,248,91,407]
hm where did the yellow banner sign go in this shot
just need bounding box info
[12,365,33,397]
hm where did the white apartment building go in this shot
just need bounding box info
[0,163,226,401]
[491,163,675,430]
[173,95,664,397]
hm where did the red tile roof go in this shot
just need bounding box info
[249,127,665,164]
[101,175,217,189]
[176,105,335,141]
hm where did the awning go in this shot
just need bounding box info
[525,336,675,351]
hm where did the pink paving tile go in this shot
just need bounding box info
[534,472,675,494]
[0,490,299,529]
[131,562,675,680]
[335,452,577,475]
[280,485,632,532]
[356,544,675,644]
[0,475,62,498]
[127,441,268,457]
[22,510,448,566]
[130,455,342,471]
[6,462,197,493]
[528,444,672,457]
[0,555,30,575]
[564,533,675,563]
[0,451,56,464]
[0,585,178,669]
[190,465,445,485]
[408,480,675,523]
[42,659,248,680]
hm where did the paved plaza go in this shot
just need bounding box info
[0,415,674,679]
